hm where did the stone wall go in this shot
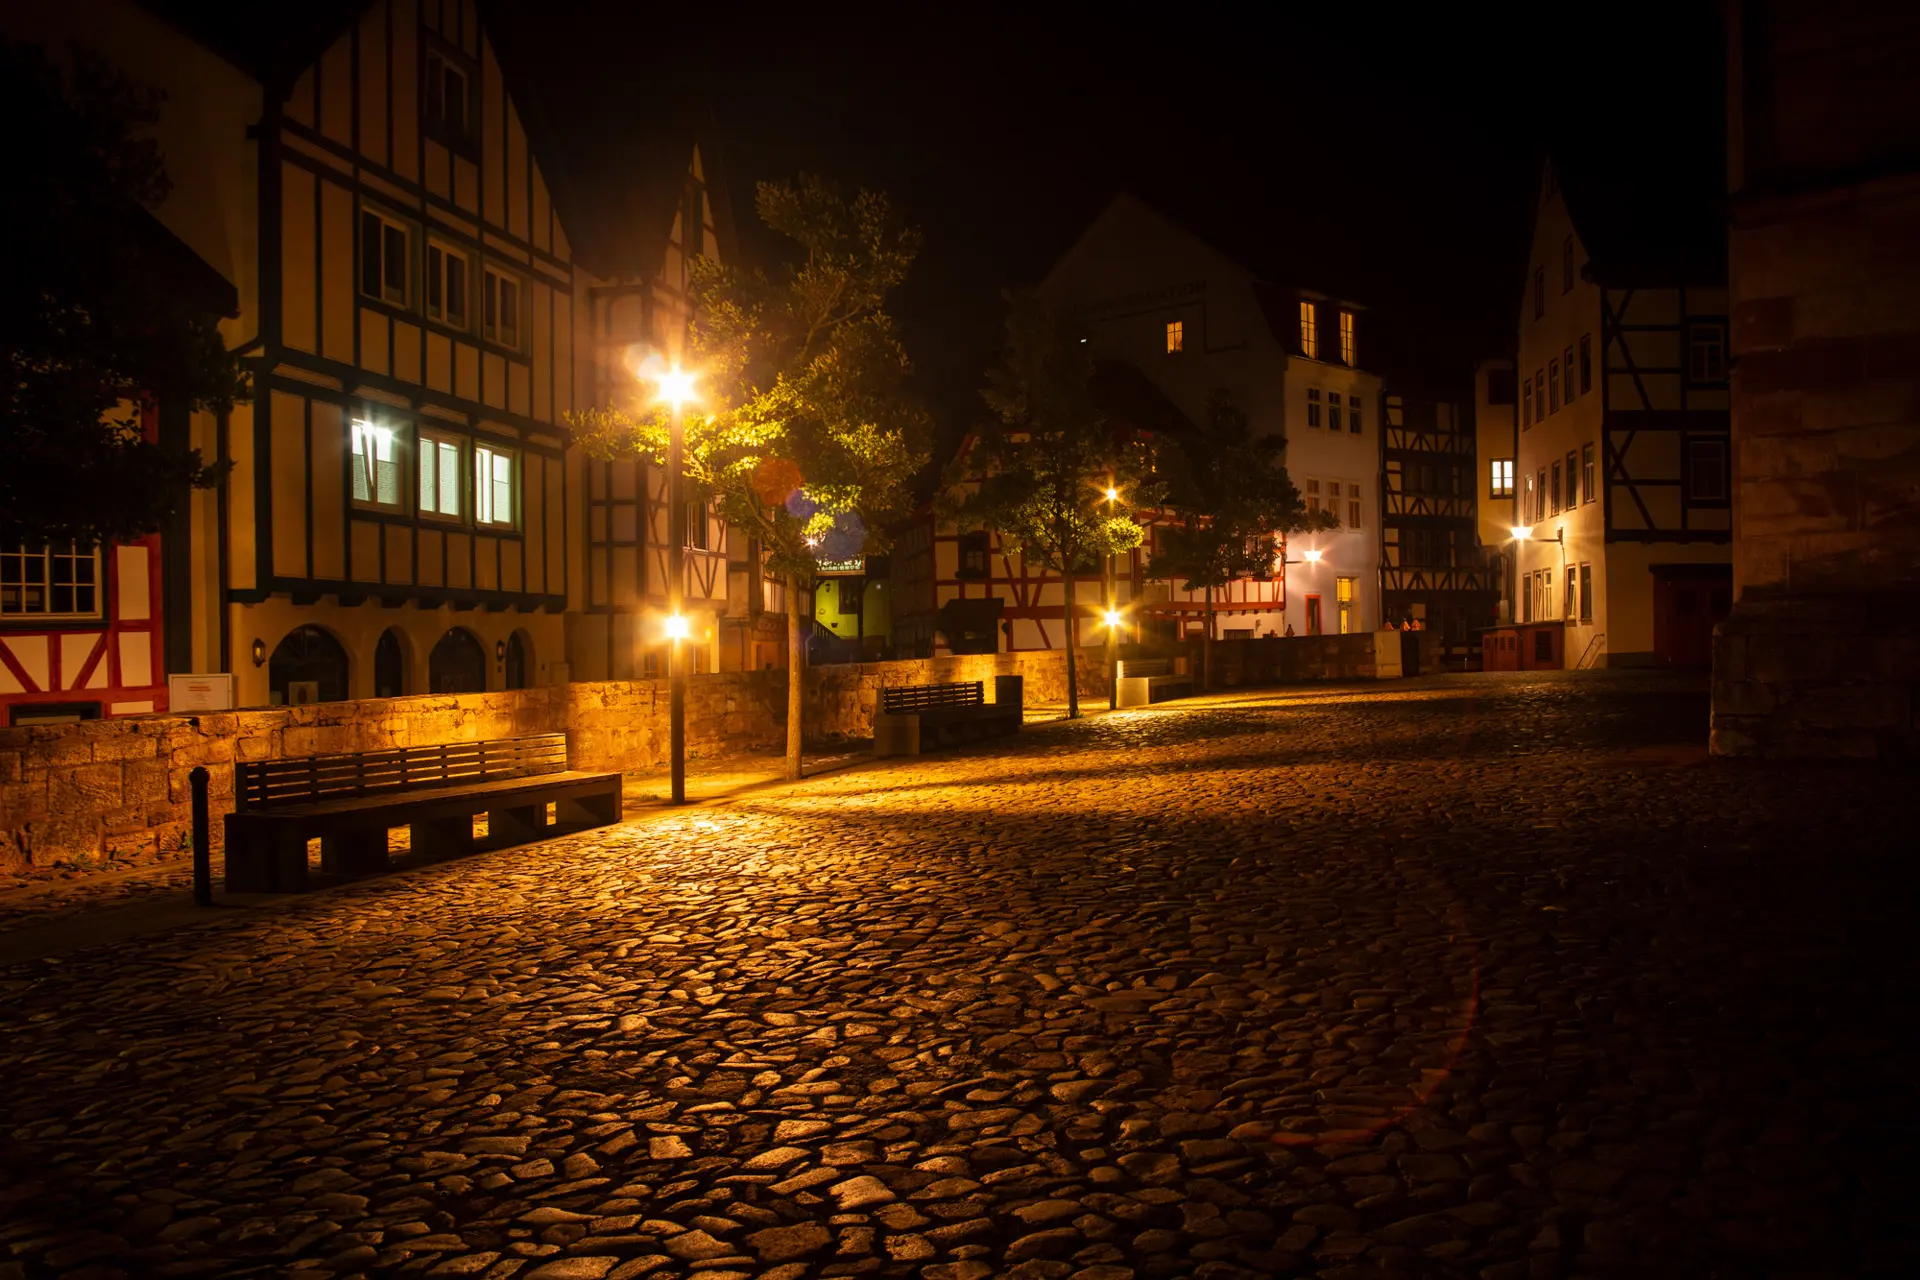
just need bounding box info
[0,690,562,873]
[1712,9,1920,757]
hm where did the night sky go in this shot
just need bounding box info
[493,2,1726,459]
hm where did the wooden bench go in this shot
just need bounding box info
[872,680,1021,756]
[1116,658,1195,708]
[224,734,622,893]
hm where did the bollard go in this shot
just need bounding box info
[190,766,213,906]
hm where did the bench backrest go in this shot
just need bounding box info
[234,733,569,812]
[1117,658,1172,678]
[881,680,985,713]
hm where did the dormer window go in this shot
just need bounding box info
[1165,320,1183,353]
[1338,310,1355,365]
[425,49,475,151]
[1299,301,1319,359]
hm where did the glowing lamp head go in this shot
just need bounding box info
[1103,486,1119,502]
[1509,525,1532,542]
[1102,608,1123,628]
[655,365,699,409]
[1303,548,1323,564]
[663,614,691,641]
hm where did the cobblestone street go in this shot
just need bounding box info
[3,671,1916,1280]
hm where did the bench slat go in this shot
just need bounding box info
[236,733,571,811]
[882,680,985,713]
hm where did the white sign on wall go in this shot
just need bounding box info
[167,673,235,712]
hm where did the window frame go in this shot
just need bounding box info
[1335,576,1356,635]
[1687,320,1729,385]
[681,490,710,549]
[1338,310,1356,365]
[1299,301,1319,359]
[1349,396,1363,434]
[423,44,478,156]
[1579,563,1593,622]
[1522,377,1532,429]
[1579,333,1593,394]
[1346,482,1362,530]
[1306,387,1322,429]
[474,440,518,529]
[1165,319,1183,354]
[1685,436,1731,506]
[956,530,990,579]
[483,264,526,352]
[1581,442,1596,504]
[359,206,414,310]
[1490,458,1514,499]
[1548,358,1560,413]
[1550,460,1563,514]
[1,542,104,622]
[425,238,472,331]
[351,417,408,513]
[417,427,466,522]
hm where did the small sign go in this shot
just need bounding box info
[168,673,235,712]
[287,680,321,707]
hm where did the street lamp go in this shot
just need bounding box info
[1103,479,1119,709]
[655,363,698,804]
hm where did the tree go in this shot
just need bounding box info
[0,41,243,548]
[952,293,1158,718]
[1148,392,1335,690]
[570,175,927,781]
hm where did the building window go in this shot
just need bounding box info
[1165,320,1183,353]
[1327,392,1341,434]
[1563,346,1575,398]
[1688,322,1727,383]
[351,419,404,511]
[484,266,523,349]
[1490,458,1514,498]
[1534,267,1545,319]
[1548,359,1560,413]
[1550,460,1562,514]
[957,531,989,578]
[1542,566,1554,620]
[1579,334,1592,393]
[1565,450,1578,505]
[1,543,102,619]
[1306,388,1322,428]
[1522,572,1532,623]
[1306,594,1322,635]
[1522,470,1535,523]
[1305,478,1322,515]
[1535,369,1546,421]
[475,442,516,527]
[1299,301,1319,359]
[418,430,464,519]
[1562,236,1575,292]
[1537,470,1548,521]
[1349,397,1363,434]
[1565,573,1577,622]
[1339,310,1355,365]
[1579,563,1593,622]
[681,492,709,549]
[426,241,470,328]
[1687,438,1730,502]
[1581,442,1596,503]
[1521,377,1532,429]
[1336,576,1355,635]
[1346,482,1362,529]
[424,50,473,148]
[359,208,411,307]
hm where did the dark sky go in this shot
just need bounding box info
[494,2,1726,452]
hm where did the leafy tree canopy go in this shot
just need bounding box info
[0,40,244,548]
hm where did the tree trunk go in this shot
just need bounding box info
[786,572,805,781]
[1203,584,1215,692]
[1064,575,1080,719]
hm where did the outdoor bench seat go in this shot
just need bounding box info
[872,680,1020,757]
[223,734,621,893]
[1116,658,1195,708]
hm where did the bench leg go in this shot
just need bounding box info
[557,786,620,828]
[322,830,389,878]
[489,803,548,846]
[224,822,309,894]
[414,816,472,860]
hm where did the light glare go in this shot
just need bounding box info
[1510,525,1531,541]
[1303,548,1323,563]
[664,614,691,641]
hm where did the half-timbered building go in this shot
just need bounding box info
[1513,158,1731,669]
[1379,383,1497,655]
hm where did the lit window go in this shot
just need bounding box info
[1165,320,1183,353]
[1,543,101,619]
[1522,471,1535,523]
[475,442,516,526]
[360,209,411,307]
[484,267,523,349]
[1306,388,1322,428]
[1336,576,1355,635]
[1489,458,1514,498]
[1347,482,1361,529]
[1565,573,1577,621]
[426,241,469,328]
[1299,301,1319,359]
[1338,310,1355,365]
[1689,323,1727,383]
[351,420,404,510]
[419,431,463,518]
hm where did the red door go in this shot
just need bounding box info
[1653,569,1732,668]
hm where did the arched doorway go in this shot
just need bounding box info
[268,626,349,705]
[428,627,487,693]
[503,630,531,690]
[374,627,408,698]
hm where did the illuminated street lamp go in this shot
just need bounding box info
[1103,479,1120,709]
[655,364,698,804]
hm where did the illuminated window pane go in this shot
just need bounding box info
[1299,301,1318,359]
[1165,320,1183,353]
[1338,310,1355,365]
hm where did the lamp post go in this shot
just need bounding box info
[1103,481,1119,711]
[1508,525,1530,625]
[656,365,698,804]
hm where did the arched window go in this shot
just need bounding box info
[428,627,487,694]
[504,630,531,690]
[374,628,408,698]
[268,626,349,705]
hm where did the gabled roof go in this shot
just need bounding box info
[138,0,366,91]
[133,205,239,317]
[1552,138,1726,288]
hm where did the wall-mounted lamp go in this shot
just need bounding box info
[251,638,266,667]
[494,640,506,663]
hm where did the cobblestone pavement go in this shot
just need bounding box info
[3,671,1918,1280]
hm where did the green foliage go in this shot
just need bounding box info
[1147,392,1336,593]
[0,41,244,548]
[950,292,1158,576]
[569,175,928,583]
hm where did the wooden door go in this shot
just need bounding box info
[1653,570,1732,668]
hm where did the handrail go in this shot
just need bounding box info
[1575,632,1607,670]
